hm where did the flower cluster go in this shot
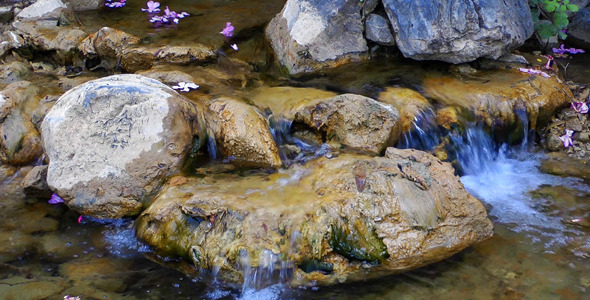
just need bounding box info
[518,67,550,78]
[172,82,199,92]
[105,0,126,8]
[142,2,189,25]
[552,44,585,55]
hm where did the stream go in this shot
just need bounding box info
[1,0,590,299]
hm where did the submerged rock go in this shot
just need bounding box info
[382,0,533,63]
[155,45,217,65]
[203,97,281,169]
[41,74,202,218]
[0,108,42,165]
[266,0,368,74]
[136,148,493,285]
[293,93,401,155]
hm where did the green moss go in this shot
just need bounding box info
[329,219,389,263]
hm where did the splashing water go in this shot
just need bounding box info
[455,127,586,247]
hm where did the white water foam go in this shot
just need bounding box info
[456,128,586,247]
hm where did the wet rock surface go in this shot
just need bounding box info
[136,147,493,285]
[293,93,401,155]
[41,74,201,218]
[423,68,573,131]
[203,97,281,169]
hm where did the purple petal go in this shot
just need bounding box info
[48,193,64,204]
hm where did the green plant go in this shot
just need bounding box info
[529,0,579,40]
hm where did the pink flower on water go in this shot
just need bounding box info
[105,0,126,8]
[141,1,160,13]
[559,129,574,148]
[150,6,189,25]
[518,67,550,78]
[48,193,64,204]
[220,22,234,37]
[572,101,589,114]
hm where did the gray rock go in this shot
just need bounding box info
[15,0,74,24]
[0,31,24,57]
[0,61,31,85]
[266,0,368,74]
[41,74,202,218]
[382,0,533,63]
[362,0,380,16]
[365,14,395,46]
[65,0,103,11]
[12,20,86,53]
[569,8,590,49]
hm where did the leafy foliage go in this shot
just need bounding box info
[529,0,579,40]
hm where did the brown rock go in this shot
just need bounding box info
[377,87,432,132]
[80,27,140,58]
[155,45,217,64]
[204,97,281,169]
[423,68,573,130]
[136,148,493,285]
[120,47,157,73]
[293,93,401,155]
[22,165,51,199]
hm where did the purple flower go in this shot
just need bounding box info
[552,44,586,55]
[220,22,234,37]
[518,67,550,78]
[230,43,238,51]
[150,6,189,25]
[48,193,64,204]
[572,101,589,114]
[142,1,160,13]
[559,129,574,148]
[105,0,126,8]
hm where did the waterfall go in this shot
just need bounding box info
[400,110,586,248]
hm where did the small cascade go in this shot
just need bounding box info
[397,109,441,151]
[398,108,587,247]
[267,115,335,166]
[238,249,292,299]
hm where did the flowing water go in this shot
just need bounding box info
[2,1,590,299]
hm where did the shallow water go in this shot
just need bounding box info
[2,0,590,299]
